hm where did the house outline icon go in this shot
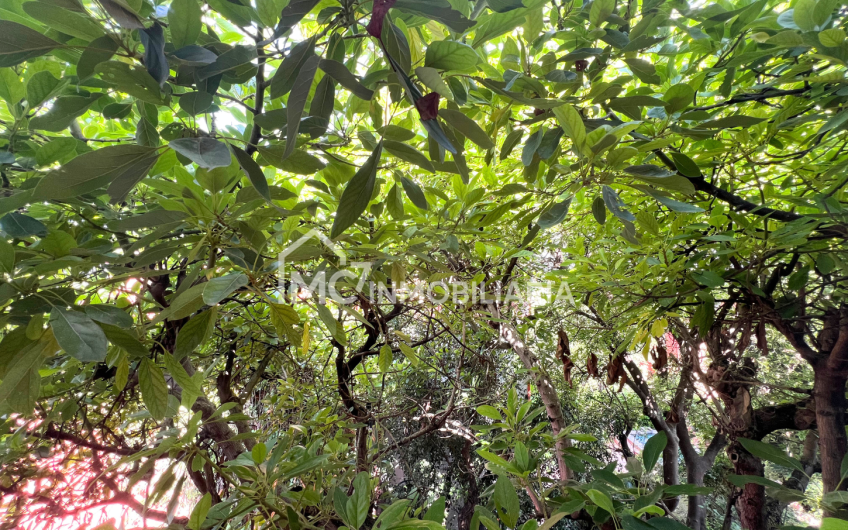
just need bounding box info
[277,228,347,267]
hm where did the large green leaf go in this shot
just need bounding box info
[330,141,382,238]
[0,21,60,67]
[643,431,667,473]
[439,109,495,150]
[138,358,169,420]
[49,307,109,363]
[169,0,202,48]
[425,41,479,72]
[33,145,159,200]
[284,54,320,160]
[383,140,434,173]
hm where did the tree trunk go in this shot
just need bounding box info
[814,365,848,494]
[731,440,766,530]
[661,431,680,513]
[686,460,708,530]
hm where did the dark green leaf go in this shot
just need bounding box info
[439,109,495,150]
[319,59,373,100]
[0,213,48,237]
[50,307,108,363]
[269,40,315,100]
[331,142,382,238]
[284,54,320,160]
[537,198,571,229]
[0,21,61,67]
[168,0,202,48]
[33,144,159,199]
[384,140,434,173]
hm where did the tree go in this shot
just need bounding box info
[2,0,848,528]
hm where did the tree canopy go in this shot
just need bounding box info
[1,0,848,529]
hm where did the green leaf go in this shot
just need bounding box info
[271,0,321,39]
[49,307,108,363]
[84,305,133,329]
[738,438,805,472]
[33,144,159,200]
[188,493,212,530]
[139,358,169,420]
[592,196,607,225]
[643,431,667,473]
[232,145,271,203]
[699,115,766,129]
[168,0,202,48]
[624,58,661,85]
[22,3,105,42]
[794,0,817,31]
[472,8,527,47]
[29,94,103,132]
[589,0,615,27]
[586,489,615,516]
[537,198,571,229]
[258,144,326,174]
[347,471,371,529]
[285,54,320,160]
[378,344,393,372]
[163,351,202,396]
[36,138,77,167]
[179,92,213,116]
[602,185,635,222]
[399,342,419,366]
[109,210,187,231]
[0,212,48,237]
[0,21,61,67]
[476,405,502,420]
[169,138,232,169]
[819,28,846,47]
[439,109,495,150]
[203,273,249,305]
[415,67,452,100]
[331,141,382,238]
[642,188,704,213]
[384,140,434,173]
[319,59,373,100]
[822,519,848,530]
[423,497,446,524]
[401,177,429,210]
[663,84,695,113]
[425,41,479,72]
[26,71,66,109]
[670,152,701,177]
[157,283,206,322]
[96,61,164,104]
[173,307,217,360]
[552,104,586,153]
[308,74,334,138]
[494,475,520,528]
[196,45,256,80]
[270,40,315,100]
[394,0,475,33]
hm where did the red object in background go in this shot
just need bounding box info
[574,59,588,72]
[367,0,398,38]
[415,93,441,121]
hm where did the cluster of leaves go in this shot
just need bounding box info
[2,0,848,528]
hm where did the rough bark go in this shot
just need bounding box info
[813,366,848,493]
